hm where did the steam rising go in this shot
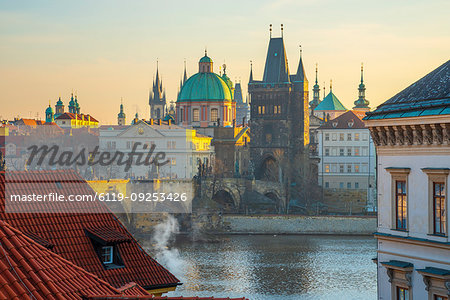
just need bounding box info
[152,215,187,280]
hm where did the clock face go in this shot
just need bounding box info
[138,127,144,135]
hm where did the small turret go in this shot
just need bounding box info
[117,99,126,125]
[45,103,54,123]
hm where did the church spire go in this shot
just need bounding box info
[249,60,253,83]
[353,63,370,110]
[294,45,307,82]
[183,60,188,84]
[310,63,321,112]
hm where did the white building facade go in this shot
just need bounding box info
[365,60,450,300]
[98,121,213,180]
[317,110,377,210]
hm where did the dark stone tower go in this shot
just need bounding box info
[248,25,312,211]
[149,62,166,119]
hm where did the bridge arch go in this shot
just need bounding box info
[255,154,280,182]
[212,189,237,213]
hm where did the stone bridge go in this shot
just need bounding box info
[199,177,286,213]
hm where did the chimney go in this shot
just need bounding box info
[149,118,154,125]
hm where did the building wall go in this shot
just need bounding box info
[98,124,213,180]
[317,128,377,210]
[376,152,450,299]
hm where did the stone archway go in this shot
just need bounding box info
[212,190,236,213]
[255,155,279,182]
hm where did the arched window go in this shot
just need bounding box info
[211,108,218,122]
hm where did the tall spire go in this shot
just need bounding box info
[281,24,284,38]
[330,79,333,93]
[183,59,188,84]
[315,63,318,85]
[249,60,253,82]
[353,62,370,110]
[361,62,364,83]
[310,63,321,111]
[269,24,272,38]
[294,45,306,82]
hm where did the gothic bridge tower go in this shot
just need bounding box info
[248,24,313,211]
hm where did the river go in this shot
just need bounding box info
[143,234,377,300]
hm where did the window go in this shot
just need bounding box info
[339,148,344,156]
[180,108,184,122]
[362,133,368,141]
[422,169,449,236]
[339,133,344,141]
[167,141,176,149]
[347,133,352,141]
[347,182,351,189]
[397,287,409,300]
[101,246,113,264]
[433,182,446,235]
[347,165,352,173]
[355,164,360,173]
[347,148,352,156]
[193,109,200,122]
[325,182,329,188]
[354,147,360,156]
[126,141,131,149]
[325,148,330,156]
[325,164,330,173]
[171,158,176,165]
[434,295,448,300]
[396,180,407,231]
[211,108,218,122]
[258,106,265,114]
[355,182,359,189]
[339,164,344,173]
[355,133,360,141]
[339,182,344,189]
[325,133,330,141]
[332,133,337,141]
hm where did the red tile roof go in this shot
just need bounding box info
[0,218,126,299]
[85,227,132,244]
[56,113,99,123]
[318,110,367,130]
[0,170,180,290]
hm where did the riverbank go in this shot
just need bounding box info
[204,215,377,235]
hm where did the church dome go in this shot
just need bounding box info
[178,72,232,102]
[45,105,53,113]
[199,55,213,63]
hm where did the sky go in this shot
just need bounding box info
[1,0,449,124]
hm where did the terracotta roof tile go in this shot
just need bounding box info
[318,110,366,130]
[0,218,125,299]
[0,170,180,290]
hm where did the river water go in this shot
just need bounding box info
[145,235,377,300]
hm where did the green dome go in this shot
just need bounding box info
[199,55,213,63]
[178,72,232,102]
[221,73,233,90]
[56,97,63,105]
[45,105,53,113]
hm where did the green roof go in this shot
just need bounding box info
[178,72,232,102]
[45,106,53,113]
[199,55,213,63]
[315,91,347,111]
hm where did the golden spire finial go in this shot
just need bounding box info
[330,79,333,91]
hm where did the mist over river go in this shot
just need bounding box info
[143,234,377,300]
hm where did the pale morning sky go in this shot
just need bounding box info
[1,0,449,124]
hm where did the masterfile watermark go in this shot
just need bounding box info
[26,142,169,172]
